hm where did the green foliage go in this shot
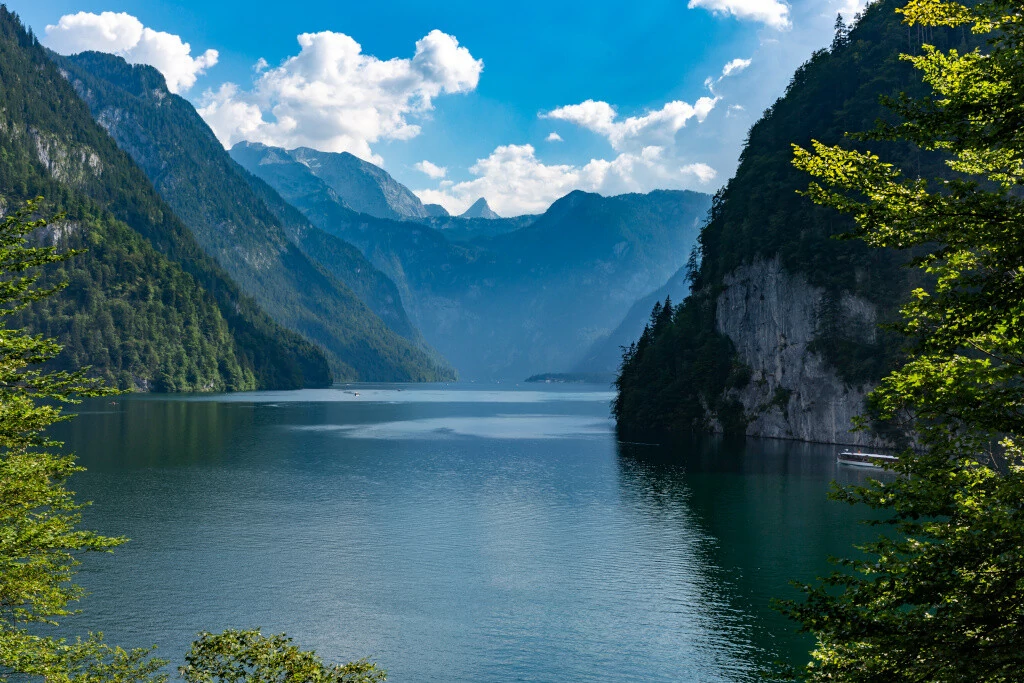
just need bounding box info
[0,7,330,390]
[780,1,1024,679]
[181,630,385,683]
[0,200,166,683]
[613,292,748,436]
[614,0,968,435]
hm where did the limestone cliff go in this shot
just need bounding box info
[714,258,884,446]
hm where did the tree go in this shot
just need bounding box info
[0,199,165,682]
[782,1,1024,680]
[180,630,385,683]
[832,13,851,51]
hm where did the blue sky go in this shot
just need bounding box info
[17,0,866,215]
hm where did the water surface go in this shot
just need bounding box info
[53,384,880,681]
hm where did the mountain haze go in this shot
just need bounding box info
[232,139,713,381]
[577,266,693,374]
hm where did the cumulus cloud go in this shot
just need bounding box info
[433,90,720,214]
[542,97,718,151]
[414,160,447,179]
[721,57,752,77]
[197,29,482,161]
[688,0,792,29]
[415,143,716,216]
[44,12,218,93]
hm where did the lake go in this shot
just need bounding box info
[52,384,882,682]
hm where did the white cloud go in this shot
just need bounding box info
[721,57,752,77]
[44,12,218,93]
[688,0,792,29]
[835,0,868,19]
[546,132,563,142]
[446,90,718,214]
[197,29,482,162]
[414,160,447,179]
[415,143,716,216]
[542,97,718,151]
[680,162,717,183]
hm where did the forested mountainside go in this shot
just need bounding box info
[614,0,970,444]
[0,8,331,390]
[238,139,713,382]
[58,51,454,382]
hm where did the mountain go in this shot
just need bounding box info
[424,203,450,217]
[232,140,713,381]
[575,266,692,373]
[58,51,454,382]
[614,0,969,445]
[0,8,331,391]
[459,198,499,219]
[427,214,536,243]
[285,146,430,220]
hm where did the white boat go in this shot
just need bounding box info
[837,450,898,468]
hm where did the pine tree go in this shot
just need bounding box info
[832,13,851,51]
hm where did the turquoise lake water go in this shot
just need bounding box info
[51,384,882,682]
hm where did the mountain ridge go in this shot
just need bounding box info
[0,9,332,390]
[59,50,455,382]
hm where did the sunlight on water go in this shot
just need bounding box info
[294,415,613,439]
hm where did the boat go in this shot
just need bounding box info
[836,450,898,468]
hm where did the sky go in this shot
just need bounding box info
[17,0,868,216]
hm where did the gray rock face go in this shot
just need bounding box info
[715,257,886,446]
[288,147,430,220]
[460,198,500,219]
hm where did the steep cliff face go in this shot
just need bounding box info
[715,258,883,446]
[613,0,964,443]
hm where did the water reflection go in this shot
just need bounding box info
[616,437,885,673]
[58,399,256,469]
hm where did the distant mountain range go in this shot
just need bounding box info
[231,136,711,382]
